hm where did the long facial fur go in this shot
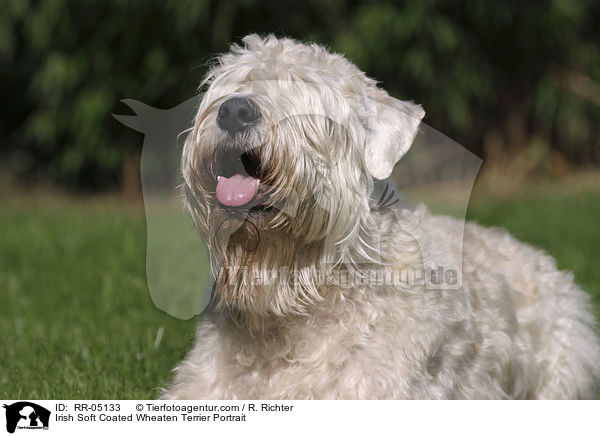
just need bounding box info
[180,35,422,327]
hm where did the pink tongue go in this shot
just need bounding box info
[216,174,259,207]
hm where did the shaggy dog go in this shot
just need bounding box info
[161,34,600,399]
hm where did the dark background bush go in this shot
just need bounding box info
[1,0,599,192]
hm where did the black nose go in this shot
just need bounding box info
[217,97,260,133]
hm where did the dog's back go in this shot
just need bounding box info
[458,218,600,398]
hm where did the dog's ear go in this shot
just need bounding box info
[363,89,425,179]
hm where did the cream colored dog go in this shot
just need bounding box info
[161,34,600,399]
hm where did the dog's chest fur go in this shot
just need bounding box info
[164,211,597,399]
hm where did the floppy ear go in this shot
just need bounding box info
[363,89,425,179]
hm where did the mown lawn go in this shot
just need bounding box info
[0,199,197,399]
[1,183,599,399]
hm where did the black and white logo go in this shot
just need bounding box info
[3,402,50,434]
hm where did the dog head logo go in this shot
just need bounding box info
[115,34,480,321]
[3,402,50,434]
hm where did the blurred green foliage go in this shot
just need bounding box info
[1,0,599,191]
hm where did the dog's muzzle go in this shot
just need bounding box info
[213,98,270,210]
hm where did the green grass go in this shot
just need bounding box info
[1,184,599,399]
[0,200,197,399]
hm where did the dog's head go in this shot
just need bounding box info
[182,34,424,319]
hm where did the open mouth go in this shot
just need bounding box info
[214,147,272,211]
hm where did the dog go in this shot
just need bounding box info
[160,34,600,399]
